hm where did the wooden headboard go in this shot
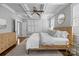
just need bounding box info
[54,27,73,48]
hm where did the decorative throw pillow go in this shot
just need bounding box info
[53,30,69,38]
[47,30,56,37]
[61,31,69,38]
[53,30,61,37]
[48,29,69,38]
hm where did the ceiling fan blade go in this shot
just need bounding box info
[36,10,44,12]
[36,12,40,16]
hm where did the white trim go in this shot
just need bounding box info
[21,4,33,18]
[1,4,16,14]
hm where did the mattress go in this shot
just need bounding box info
[40,32,69,45]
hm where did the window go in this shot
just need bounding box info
[0,18,7,29]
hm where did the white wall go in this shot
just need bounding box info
[54,5,72,27]
[71,4,79,55]
[0,6,14,33]
[73,4,79,35]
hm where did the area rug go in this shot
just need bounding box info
[6,39,63,56]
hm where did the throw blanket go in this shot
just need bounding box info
[26,33,40,49]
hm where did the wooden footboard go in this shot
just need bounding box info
[27,45,69,50]
[26,45,70,54]
[54,27,73,48]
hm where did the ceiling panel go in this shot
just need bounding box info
[27,3,42,11]
[5,3,69,14]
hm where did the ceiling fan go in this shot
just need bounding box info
[21,4,45,18]
[31,4,44,16]
[22,4,44,16]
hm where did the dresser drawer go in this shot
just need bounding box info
[0,43,8,54]
[0,39,8,46]
[0,32,16,54]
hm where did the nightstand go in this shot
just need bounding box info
[17,36,27,45]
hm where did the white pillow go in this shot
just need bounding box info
[61,31,69,38]
[53,30,69,38]
[48,30,56,36]
[53,30,61,37]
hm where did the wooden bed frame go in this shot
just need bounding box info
[26,27,73,54]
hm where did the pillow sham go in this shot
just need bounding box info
[48,30,69,38]
[61,31,69,38]
[47,30,56,36]
[53,30,69,38]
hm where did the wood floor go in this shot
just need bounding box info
[0,37,73,56]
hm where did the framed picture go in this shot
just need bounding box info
[0,18,7,29]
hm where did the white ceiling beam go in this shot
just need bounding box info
[22,4,30,11]
[1,4,26,21]
[54,4,71,15]
[1,4,16,14]
[43,4,47,11]
[21,4,33,18]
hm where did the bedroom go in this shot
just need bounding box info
[0,3,78,56]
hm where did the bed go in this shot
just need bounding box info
[26,27,73,54]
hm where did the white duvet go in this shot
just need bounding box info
[41,32,69,45]
[26,33,40,49]
[26,32,69,49]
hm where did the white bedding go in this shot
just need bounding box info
[26,33,40,49]
[26,32,69,49]
[40,32,69,45]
